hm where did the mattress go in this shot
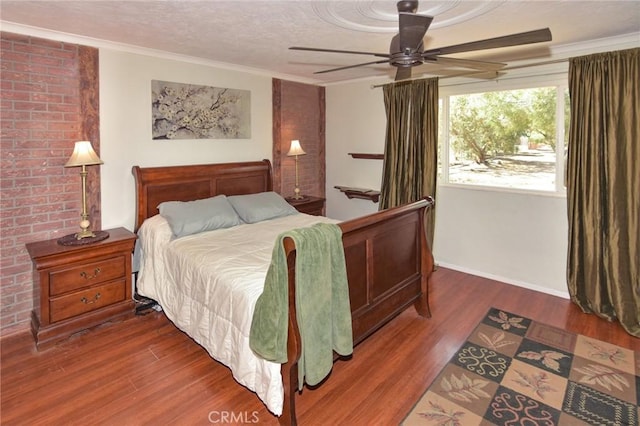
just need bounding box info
[136,213,337,415]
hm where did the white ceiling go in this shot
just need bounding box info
[1,1,639,84]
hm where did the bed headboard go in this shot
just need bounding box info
[132,159,273,231]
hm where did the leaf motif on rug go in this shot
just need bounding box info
[402,308,639,426]
[478,330,517,351]
[584,340,628,366]
[439,373,491,402]
[574,363,630,392]
[511,369,557,399]
[517,349,567,372]
[488,310,527,331]
[417,400,465,426]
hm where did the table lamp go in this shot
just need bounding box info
[64,141,103,240]
[287,139,306,200]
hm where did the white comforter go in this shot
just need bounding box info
[136,213,337,415]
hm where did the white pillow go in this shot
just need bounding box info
[158,195,243,238]
[227,191,298,224]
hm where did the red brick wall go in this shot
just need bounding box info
[272,79,325,199]
[0,32,99,336]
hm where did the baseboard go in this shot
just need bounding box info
[434,261,570,300]
[0,324,31,341]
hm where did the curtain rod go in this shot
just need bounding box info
[370,57,569,89]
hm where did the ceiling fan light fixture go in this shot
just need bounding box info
[391,50,424,67]
[392,58,423,67]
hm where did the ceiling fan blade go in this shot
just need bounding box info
[398,13,432,52]
[290,46,389,59]
[470,71,507,80]
[426,56,507,71]
[443,70,507,80]
[423,28,552,56]
[314,59,391,74]
[395,67,412,81]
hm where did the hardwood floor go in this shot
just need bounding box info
[2,267,638,425]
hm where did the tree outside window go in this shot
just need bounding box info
[442,86,568,192]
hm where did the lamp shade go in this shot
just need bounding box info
[287,139,306,157]
[64,141,103,167]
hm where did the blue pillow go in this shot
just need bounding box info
[227,191,298,224]
[158,195,243,238]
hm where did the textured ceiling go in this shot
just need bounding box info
[1,1,639,84]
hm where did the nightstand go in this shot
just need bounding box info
[286,196,326,216]
[26,227,137,350]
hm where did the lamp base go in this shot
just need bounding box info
[286,195,309,202]
[76,228,96,239]
[57,230,110,246]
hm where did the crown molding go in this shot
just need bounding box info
[549,32,640,58]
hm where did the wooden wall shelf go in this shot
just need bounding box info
[334,186,380,203]
[348,153,384,160]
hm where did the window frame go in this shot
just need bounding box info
[438,68,569,197]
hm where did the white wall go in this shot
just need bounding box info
[434,186,568,296]
[99,49,273,231]
[325,81,386,221]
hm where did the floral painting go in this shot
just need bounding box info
[151,80,251,140]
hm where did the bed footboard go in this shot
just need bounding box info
[279,196,435,425]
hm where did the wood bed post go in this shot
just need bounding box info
[280,237,301,426]
[414,196,435,318]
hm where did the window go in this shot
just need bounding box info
[439,80,569,193]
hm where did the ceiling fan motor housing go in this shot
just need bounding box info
[389,34,424,67]
[397,1,419,13]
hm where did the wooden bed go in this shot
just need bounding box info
[132,159,435,425]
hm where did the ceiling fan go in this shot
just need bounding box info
[290,0,552,81]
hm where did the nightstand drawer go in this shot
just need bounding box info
[50,256,125,296]
[49,279,126,323]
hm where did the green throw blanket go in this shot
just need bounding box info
[249,222,353,390]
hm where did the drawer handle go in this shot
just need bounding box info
[80,293,101,304]
[80,268,101,280]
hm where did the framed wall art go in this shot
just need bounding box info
[151,80,251,140]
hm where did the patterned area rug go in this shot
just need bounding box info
[403,308,639,425]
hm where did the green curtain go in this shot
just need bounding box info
[380,78,438,244]
[566,48,639,337]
